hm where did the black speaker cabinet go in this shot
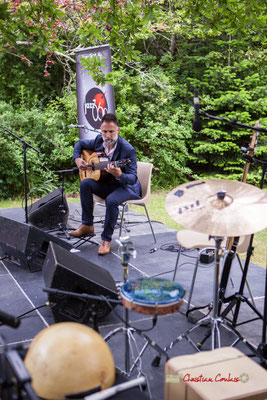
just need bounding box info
[28,188,69,230]
[0,216,72,272]
[43,242,118,324]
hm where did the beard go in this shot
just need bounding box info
[103,135,118,147]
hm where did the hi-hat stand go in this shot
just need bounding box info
[0,124,40,224]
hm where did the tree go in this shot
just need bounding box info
[0,0,158,83]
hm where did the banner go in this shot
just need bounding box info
[75,45,115,139]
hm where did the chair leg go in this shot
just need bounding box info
[172,245,182,281]
[236,254,256,307]
[143,204,156,243]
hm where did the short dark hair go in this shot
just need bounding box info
[101,113,119,126]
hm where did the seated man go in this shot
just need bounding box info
[69,113,141,255]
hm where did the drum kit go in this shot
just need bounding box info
[0,178,266,399]
[105,178,267,378]
[160,178,267,363]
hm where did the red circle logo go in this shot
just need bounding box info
[84,88,108,129]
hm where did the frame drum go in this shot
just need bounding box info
[121,277,185,315]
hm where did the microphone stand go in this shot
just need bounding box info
[199,111,267,134]
[0,124,40,224]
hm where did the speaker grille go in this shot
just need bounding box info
[28,188,69,230]
[43,242,118,324]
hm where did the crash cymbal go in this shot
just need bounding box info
[165,179,267,237]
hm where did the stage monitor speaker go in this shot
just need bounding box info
[28,187,69,230]
[43,242,119,324]
[0,216,72,272]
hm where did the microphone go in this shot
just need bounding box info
[192,88,202,132]
[0,309,20,328]
[69,124,85,129]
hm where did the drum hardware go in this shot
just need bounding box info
[0,335,39,400]
[0,124,40,225]
[103,236,169,398]
[152,234,266,368]
[159,184,267,367]
[215,156,267,365]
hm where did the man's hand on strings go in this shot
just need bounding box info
[75,157,88,171]
[105,163,122,179]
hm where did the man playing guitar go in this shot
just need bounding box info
[69,113,141,255]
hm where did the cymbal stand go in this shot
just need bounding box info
[104,237,168,396]
[153,234,266,367]
[218,156,267,364]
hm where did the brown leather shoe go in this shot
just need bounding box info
[98,240,111,255]
[68,224,94,237]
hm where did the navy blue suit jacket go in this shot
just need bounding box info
[73,134,141,198]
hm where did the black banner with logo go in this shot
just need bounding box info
[75,45,115,139]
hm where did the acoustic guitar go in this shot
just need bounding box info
[79,150,131,181]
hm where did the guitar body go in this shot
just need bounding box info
[79,150,102,181]
[79,149,132,181]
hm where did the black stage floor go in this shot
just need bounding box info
[0,201,266,399]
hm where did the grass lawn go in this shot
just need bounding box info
[0,191,266,268]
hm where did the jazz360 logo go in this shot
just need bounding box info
[84,88,108,129]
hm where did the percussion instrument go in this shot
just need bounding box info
[121,277,185,315]
[24,322,115,400]
[165,179,267,237]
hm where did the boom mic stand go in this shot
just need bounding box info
[218,156,267,363]
[0,124,40,224]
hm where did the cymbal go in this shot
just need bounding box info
[165,179,267,237]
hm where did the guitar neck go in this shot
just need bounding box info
[87,160,118,170]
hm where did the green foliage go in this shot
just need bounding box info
[0,94,79,199]
[183,46,267,183]
[0,0,267,199]
[113,64,196,188]
[0,50,68,107]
